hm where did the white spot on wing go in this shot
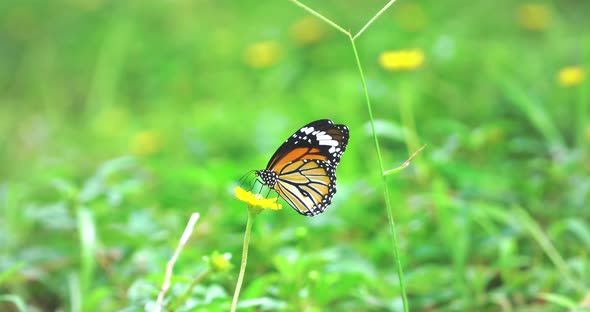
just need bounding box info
[301,127,315,135]
[320,140,338,146]
[316,134,333,141]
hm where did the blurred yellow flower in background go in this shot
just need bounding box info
[487,127,505,145]
[207,251,232,273]
[131,130,162,156]
[395,3,428,32]
[557,66,585,87]
[517,4,551,31]
[243,40,281,69]
[234,186,282,210]
[379,49,424,71]
[290,16,326,46]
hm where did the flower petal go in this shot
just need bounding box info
[234,186,283,211]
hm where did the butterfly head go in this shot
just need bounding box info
[255,169,277,188]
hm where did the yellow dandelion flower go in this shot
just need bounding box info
[557,66,585,87]
[379,49,424,71]
[517,4,551,31]
[131,130,162,156]
[234,186,282,211]
[290,16,326,46]
[243,40,281,69]
[395,3,428,32]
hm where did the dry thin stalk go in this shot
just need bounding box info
[154,212,200,312]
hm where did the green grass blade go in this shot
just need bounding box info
[493,75,565,150]
[513,206,584,292]
[68,273,81,312]
[0,294,28,312]
[0,262,24,286]
[537,292,578,310]
[77,206,97,308]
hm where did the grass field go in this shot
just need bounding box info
[1,0,590,311]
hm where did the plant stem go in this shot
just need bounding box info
[284,1,408,309]
[169,270,209,312]
[383,144,426,176]
[575,80,589,150]
[399,81,420,154]
[349,34,409,312]
[155,213,200,312]
[230,209,256,312]
[353,0,400,40]
[287,0,350,36]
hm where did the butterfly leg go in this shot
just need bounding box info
[246,178,258,192]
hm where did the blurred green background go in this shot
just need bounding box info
[1,0,590,311]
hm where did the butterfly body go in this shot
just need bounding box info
[255,119,349,216]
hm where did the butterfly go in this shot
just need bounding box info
[255,119,349,216]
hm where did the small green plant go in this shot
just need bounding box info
[230,186,282,311]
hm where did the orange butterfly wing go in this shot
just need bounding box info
[256,119,349,216]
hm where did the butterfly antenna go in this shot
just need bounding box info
[238,170,256,189]
[238,170,255,184]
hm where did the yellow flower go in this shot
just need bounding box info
[234,186,282,210]
[243,41,281,69]
[557,66,585,87]
[394,3,428,32]
[131,130,162,156]
[517,4,551,31]
[207,251,232,273]
[290,16,326,46]
[379,49,424,71]
[586,125,590,143]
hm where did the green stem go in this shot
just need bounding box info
[399,81,420,154]
[353,0,400,40]
[576,80,589,150]
[287,0,350,36]
[169,270,209,312]
[383,144,426,176]
[349,34,409,312]
[230,209,257,312]
[284,1,407,309]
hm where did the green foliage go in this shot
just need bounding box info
[1,0,590,311]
